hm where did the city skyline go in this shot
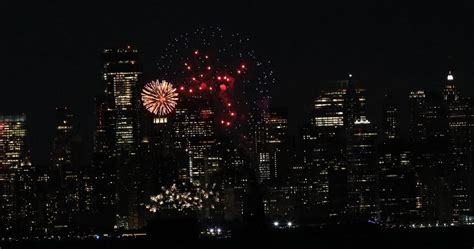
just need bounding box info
[5,1,474,164]
[1,44,473,246]
[3,2,474,247]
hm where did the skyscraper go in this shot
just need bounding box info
[50,107,80,232]
[95,46,142,230]
[304,85,347,218]
[409,89,451,223]
[300,77,370,221]
[442,71,472,222]
[92,95,117,230]
[103,46,141,157]
[256,109,289,183]
[382,93,400,142]
[378,96,417,223]
[346,116,379,219]
[172,101,217,185]
[408,90,427,143]
[0,114,34,237]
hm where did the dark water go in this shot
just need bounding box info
[2,225,474,249]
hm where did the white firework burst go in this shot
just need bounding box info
[141,80,178,116]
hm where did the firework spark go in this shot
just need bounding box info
[141,80,178,116]
[157,27,275,129]
[146,182,220,212]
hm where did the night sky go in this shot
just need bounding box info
[4,1,474,164]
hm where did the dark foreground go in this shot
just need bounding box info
[3,225,474,249]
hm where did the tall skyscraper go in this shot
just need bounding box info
[49,107,80,234]
[300,77,369,220]
[256,110,289,183]
[382,93,400,142]
[346,116,379,219]
[408,90,427,143]
[442,71,472,222]
[94,46,142,230]
[304,85,347,218]
[378,97,417,223]
[409,89,451,223]
[92,95,117,230]
[103,46,141,157]
[172,100,217,185]
[0,114,34,237]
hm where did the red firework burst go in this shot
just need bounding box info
[176,50,248,127]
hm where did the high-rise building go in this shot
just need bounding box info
[303,85,347,218]
[299,77,369,221]
[91,95,117,229]
[382,93,400,142]
[94,46,142,230]
[256,110,289,183]
[409,89,451,223]
[103,46,141,157]
[378,97,417,223]
[442,71,472,222]
[173,101,217,185]
[0,114,34,237]
[346,116,379,219]
[50,107,80,233]
[408,90,427,143]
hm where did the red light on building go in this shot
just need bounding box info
[220,84,227,91]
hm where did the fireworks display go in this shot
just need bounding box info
[141,80,178,116]
[146,182,220,212]
[157,27,275,129]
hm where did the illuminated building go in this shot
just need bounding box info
[409,89,451,223]
[443,71,472,222]
[256,110,289,183]
[382,93,400,142]
[51,107,80,230]
[408,90,427,143]
[379,146,417,223]
[309,83,347,213]
[222,147,249,221]
[94,46,143,230]
[378,97,417,223]
[262,186,294,221]
[346,116,379,219]
[91,95,117,229]
[103,46,141,157]
[0,114,34,237]
[301,78,368,219]
[34,164,57,236]
[443,71,459,103]
[172,102,218,185]
[169,94,227,224]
